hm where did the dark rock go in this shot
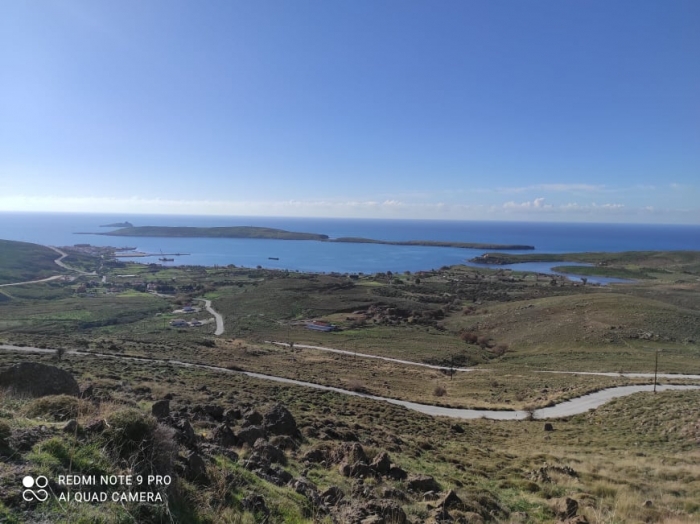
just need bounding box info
[185,452,207,482]
[62,420,79,434]
[84,419,106,434]
[203,404,224,421]
[81,384,95,399]
[243,409,263,426]
[407,474,441,493]
[339,500,407,524]
[0,362,80,398]
[551,497,578,520]
[380,487,408,501]
[237,425,266,446]
[387,466,407,481]
[176,420,197,444]
[163,393,174,400]
[11,426,53,452]
[290,477,325,509]
[437,489,463,510]
[212,424,237,447]
[151,400,170,420]
[332,442,367,465]
[370,451,392,475]
[243,452,268,471]
[301,447,329,464]
[321,485,344,506]
[544,422,554,432]
[254,438,286,464]
[451,423,465,433]
[223,408,241,423]
[264,403,298,436]
[269,435,298,450]
[242,493,268,514]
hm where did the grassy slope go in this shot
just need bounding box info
[1,351,698,523]
[0,239,63,285]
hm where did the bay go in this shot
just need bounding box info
[1,212,699,283]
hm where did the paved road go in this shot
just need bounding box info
[0,275,64,288]
[2,344,698,421]
[48,247,97,276]
[197,298,224,335]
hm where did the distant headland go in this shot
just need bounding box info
[100,221,134,228]
[83,225,535,250]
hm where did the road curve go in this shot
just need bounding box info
[48,247,97,276]
[267,341,478,373]
[197,298,224,335]
[0,275,64,288]
[2,344,698,421]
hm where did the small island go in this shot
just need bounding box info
[100,221,134,228]
[93,226,330,241]
[83,226,534,250]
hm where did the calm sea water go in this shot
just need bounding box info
[1,212,699,283]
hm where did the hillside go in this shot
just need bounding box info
[0,240,62,285]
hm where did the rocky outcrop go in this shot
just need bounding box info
[0,363,80,398]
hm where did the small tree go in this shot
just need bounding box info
[55,347,66,362]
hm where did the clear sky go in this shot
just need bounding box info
[1,1,698,223]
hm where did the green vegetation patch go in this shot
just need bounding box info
[0,239,63,285]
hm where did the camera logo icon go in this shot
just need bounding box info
[22,475,49,502]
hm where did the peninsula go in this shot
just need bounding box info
[86,226,535,250]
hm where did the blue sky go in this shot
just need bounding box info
[1,1,698,223]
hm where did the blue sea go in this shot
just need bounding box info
[1,212,699,284]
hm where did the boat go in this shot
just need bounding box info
[305,320,336,332]
[268,257,280,260]
[159,257,174,262]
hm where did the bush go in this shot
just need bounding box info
[104,408,177,477]
[24,395,89,421]
[433,386,447,397]
[0,420,10,446]
[460,331,478,344]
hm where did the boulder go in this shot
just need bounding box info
[332,442,367,465]
[387,466,408,481]
[407,474,441,493]
[212,424,237,447]
[237,425,266,446]
[62,420,80,434]
[243,409,263,426]
[370,451,392,475]
[0,362,79,398]
[263,404,298,436]
[436,490,463,511]
[185,452,207,482]
[544,423,554,432]
[321,485,344,506]
[253,438,286,464]
[151,400,170,420]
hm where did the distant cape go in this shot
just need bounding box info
[100,222,134,228]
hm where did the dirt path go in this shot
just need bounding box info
[267,341,478,373]
[0,275,65,288]
[2,344,698,421]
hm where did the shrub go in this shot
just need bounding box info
[0,420,10,446]
[460,331,478,344]
[493,344,509,357]
[24,395,89,421]
[104,408,177,477]
[433,386,447,397]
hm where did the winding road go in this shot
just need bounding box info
[2,344,698,421]
[196,298,224,335]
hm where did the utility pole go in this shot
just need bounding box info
[653,350,659,393]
